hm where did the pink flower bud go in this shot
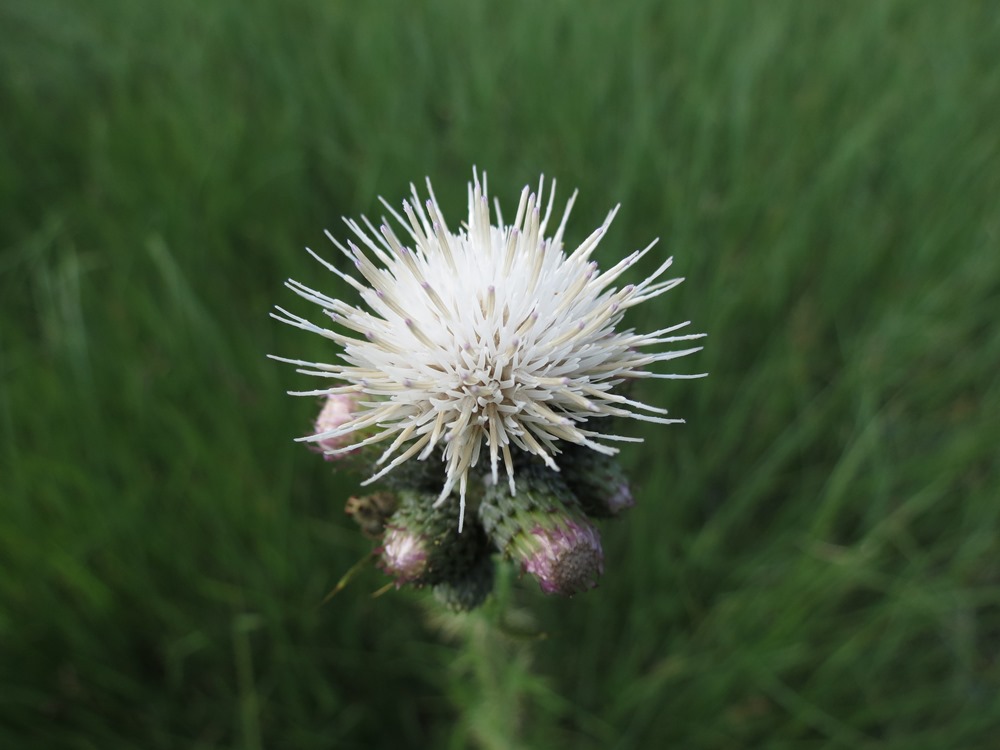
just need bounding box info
[522,518,604,595]
[379,525,429,584]
[479,466,605,596]
[312,393,357,459]
[377,490,492,589]
[605,481,635,515]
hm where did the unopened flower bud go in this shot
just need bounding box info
[560,446,635,518]
[312,393,358,459]
[380,524,430,584]
[378,490,491,588]
[314,395,443,487]
[522,519,603,595]
[479,464,604,596]
[604,481,634,515]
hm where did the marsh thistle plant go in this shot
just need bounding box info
[272,171,705,608]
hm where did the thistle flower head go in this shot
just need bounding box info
[273,171,705,529]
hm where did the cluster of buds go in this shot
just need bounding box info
[320,393,636,610]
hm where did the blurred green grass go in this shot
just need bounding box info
[2,0,999,747]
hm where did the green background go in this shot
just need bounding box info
[2,1,999,747]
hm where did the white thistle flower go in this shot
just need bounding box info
[272,171,706,530]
